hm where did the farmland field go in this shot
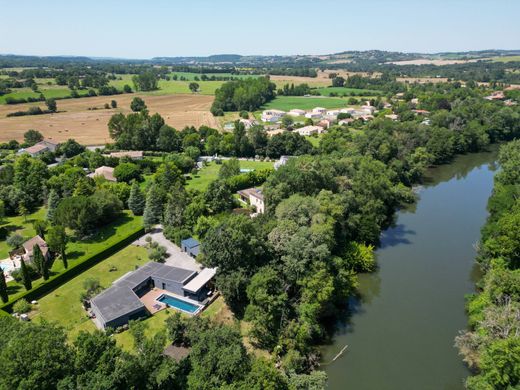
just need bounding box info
[491,55,520,63]
[260,96,347,111]
[0,93,218,144]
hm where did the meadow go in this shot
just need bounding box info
[313,86,381,96]
[260,95,348,111]
[186,160,275,192]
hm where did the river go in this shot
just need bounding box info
[322,148,499,390]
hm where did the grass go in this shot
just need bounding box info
[260,96,348,111]
[305,135,322,147]
[313,86,381,96]
[31,245,149,341]
[3,211,143,306]
[0,208,46,259]
[186,160,275,192]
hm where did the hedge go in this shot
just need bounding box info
[0,226,144,313]
[225,168,273,192]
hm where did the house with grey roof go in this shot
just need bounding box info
[181,238,200,258]
[90,262,216,329]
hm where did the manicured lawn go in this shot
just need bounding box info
[313,86,381,96]
[0,208,46,259]
[305,135,322,147]
[261,96,348,111]
[32,245,149,341]
[186,160,274,192]
[3,211,143,306]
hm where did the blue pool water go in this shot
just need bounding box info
[157,294,200,314]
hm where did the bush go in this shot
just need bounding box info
[13,299,31,314]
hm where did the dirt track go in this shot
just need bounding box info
[0,94,218,144]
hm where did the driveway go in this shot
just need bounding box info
[134,226,202,272]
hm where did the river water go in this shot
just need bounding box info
[322,149,499,390]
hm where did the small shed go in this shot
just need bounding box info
[181,238,200,258]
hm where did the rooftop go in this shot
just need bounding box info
[91,285,145,323]
[183,267,217,293]
[181,237,200,250]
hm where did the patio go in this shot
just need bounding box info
[139,288,168,314]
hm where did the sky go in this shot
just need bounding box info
[1,0,519,58]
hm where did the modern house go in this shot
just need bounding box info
[181,238,201,258]
[90,262,216,329]
[20,139,59,157]
[304,112,322,119]
[261,109,285,123]
[89,166,116,182]
[237,187,265,214]
[109,151,144,160]
[312,107,327,114]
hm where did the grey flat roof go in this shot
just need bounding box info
[151,264,195,284]
[183,268,216,293]
[91,286,145,323]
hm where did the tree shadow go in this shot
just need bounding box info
[67,250,86,261]
[7,284,22,295]
[379,224,415,248]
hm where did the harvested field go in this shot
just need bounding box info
[0,94,217,144]
[387,58,480,66]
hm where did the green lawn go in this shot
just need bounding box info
[186,160,274,192]
[313,86,381,96]
[305,135,322,147]
[261,96,348,111]
[3,211,143,306]
[0,208,46,259]
[32,245,149,341]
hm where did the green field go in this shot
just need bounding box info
[186,160,274,192]
[109,74,224,95]
[261,96,348,111]
[491,55,520,63]
[0,86,90,104]
[313,86,381,96]
[32,245,149,341]
[3,211,143,306]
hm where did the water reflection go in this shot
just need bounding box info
[379,224,416,248]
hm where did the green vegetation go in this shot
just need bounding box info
[0,208,45,258]
[211,77,276,115]
[261,96,347,111]
[1,212,143,309]
[32,245,148,341]
[456,141,520,389]
[187,160,274,192]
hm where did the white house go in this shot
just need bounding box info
[261,109,285,123]
[340,108,357,115]
[294,125,321,136]
[20,139,59,157]
[89,166,116,182]
[237,188,265,214]
[287,109,306,117]
[312,107,327,114]
[304,112,322,119]
[326,110,341,116]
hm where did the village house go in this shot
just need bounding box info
[412,109,431,115]
[304,112,322,119]
[287,109,306,117]
[293,125,322,136]
[317,119,332,129]
[484,91,505,101]
[109,151,144,160]
[266,129,286,137]
[19,235,50,263]
[261,109,285,122]
[20,139,59,157]
[89,166,116,182]
[385,114,399,121]
[274,155,291,170]
[237,187,265,214]
[312,107,327,114]
[339,118,355,126]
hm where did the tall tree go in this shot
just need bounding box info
[0,267,8,303]
[32,244,48,280]
[143,184,163,230]
[32,220,47,239]
[46,225,68,269]
[128,181,145,216]
[19,258,32,291]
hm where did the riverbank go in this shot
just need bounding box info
[322,148,499,389]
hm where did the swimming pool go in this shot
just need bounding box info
[157,294,201,314]
[0,263,14,273]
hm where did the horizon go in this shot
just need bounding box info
[1,0,519,59]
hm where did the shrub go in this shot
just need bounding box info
[13,299,31,314]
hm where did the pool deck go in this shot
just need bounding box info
[140,288,168,314]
